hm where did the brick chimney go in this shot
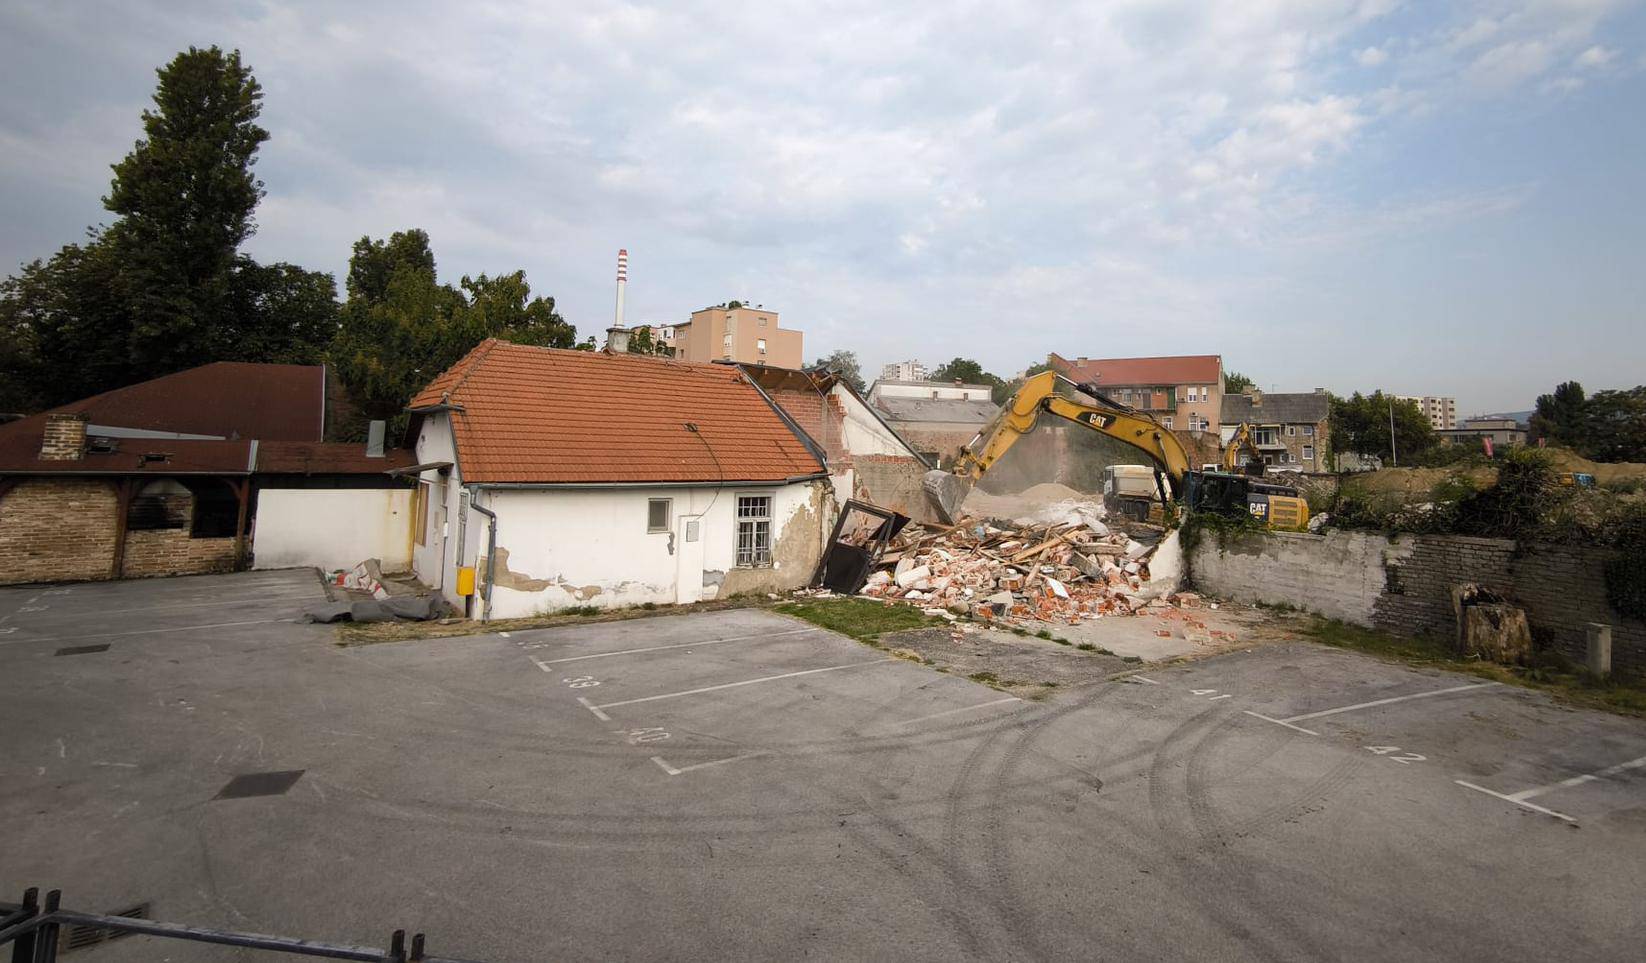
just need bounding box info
[40,413,87,460]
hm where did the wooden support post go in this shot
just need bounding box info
[232,477,251,570]
[110,477,135,579]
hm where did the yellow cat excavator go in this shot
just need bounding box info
[1222,422,1265,474]
[922,371,1309,530]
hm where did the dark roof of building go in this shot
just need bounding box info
[13,362,327,440]
[872,397,999,425]
[0,432,412,476]
[1221,392,1329,425]
[1050,353,1221,387]
[254,442,418,475]
[407,340,827,484]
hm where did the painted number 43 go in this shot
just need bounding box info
[562,676,600,689]
[1365,745,1425,764]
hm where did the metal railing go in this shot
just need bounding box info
[1,888,485,962]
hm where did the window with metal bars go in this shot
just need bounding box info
[735,494,772,566]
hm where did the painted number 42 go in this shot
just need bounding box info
[1365,745,1425,764]
[562,676,600,689]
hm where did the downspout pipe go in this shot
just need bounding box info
[469,487,498,622]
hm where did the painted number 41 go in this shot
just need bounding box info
[1365,745,1425,764]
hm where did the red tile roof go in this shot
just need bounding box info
[1050,353,1221,387]
[16,362,327,440]
[254,442,417,475]
[408,340,826,484]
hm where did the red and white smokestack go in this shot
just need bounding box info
[614,248,628,327]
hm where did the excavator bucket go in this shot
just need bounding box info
[922,470,974,524]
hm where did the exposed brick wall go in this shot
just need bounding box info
[1189,530,1645,676]
[0,478,119,583]
[120,529,238,578]
[0,477,243,585]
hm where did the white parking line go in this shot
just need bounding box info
[1243,711,1320,736]
[525,627,821,664]
[592,658,895,711]
[0,618,291,647]
[1506,752,1646,802]
[650,753,765,776]
[576,697,611,722]
[1278,682,1501,724]
[893,696,1022,727]
[1129,676,1161,685]
[1455,780,1578,824]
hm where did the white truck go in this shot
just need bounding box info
[1102,464,1163,522]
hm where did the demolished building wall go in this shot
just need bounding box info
[1189,529,1645,675]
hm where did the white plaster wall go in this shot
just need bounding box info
[478,481,823,619]
[873,382,991,401]
[834,385,921,458]
[252,489,413,572]
[410,414,461,597]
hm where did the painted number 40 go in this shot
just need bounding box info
[562,676,600,689]
[1365,745,1425,764]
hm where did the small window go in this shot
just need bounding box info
[736,495,773,567]
[931,390,939,399]
[757,338,767,354]
[1287,425,1296,436]
[1303,445,1315,461]
[1303,425,1314,436]
[1163,416,1174,429]
[128,493,189,530]
[647,498,671,533]
[722,333,732,347]
[759,317,768,326]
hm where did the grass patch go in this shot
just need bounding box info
[1075,643,1096,652]
[969,671,1000,684]
[1297,616,1646,718]
[559,604,601,617]
[773,597,949,645]
[1034,629,1053,640]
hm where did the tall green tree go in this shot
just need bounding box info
[1328,391,1437,466]
[330,230,579,423]
[810,349,866,393]
[1530,381,1587,448]
[0,46,336,406]
[1224,370,1255,394]
[1574,387,1646,463]
[931,357,1006,400]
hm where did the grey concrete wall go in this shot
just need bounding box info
[1189,529,1645,676]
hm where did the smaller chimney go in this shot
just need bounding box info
[605,324,631,354]
[365,420,386,458]
[40,413,87,461]
[614,248,628,327]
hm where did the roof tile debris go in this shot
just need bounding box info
[408,340,827,484]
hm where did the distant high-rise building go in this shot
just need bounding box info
[880,360,929,382]
[1398,395,1458,430]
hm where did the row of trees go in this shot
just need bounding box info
[0,47,588,433]
[1531,381,1646,463]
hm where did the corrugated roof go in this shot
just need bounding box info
[872,397,999,425]
[0,429,255,474]
[407,340,826,484]
[1050,353,1221,387]
[1221,392,1330,425]
[14,362,327,440]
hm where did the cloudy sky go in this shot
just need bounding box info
[2,1,1643,414]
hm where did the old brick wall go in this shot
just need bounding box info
[0,478,243,585]
[120,530,238,578]
[0,478,119,583]
[1190,530,1645,676]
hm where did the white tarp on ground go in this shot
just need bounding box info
[252,489,413,573]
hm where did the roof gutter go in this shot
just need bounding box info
[467,486,498,622]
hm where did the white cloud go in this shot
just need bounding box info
[1357,46,1390,66]
[1575,44,1618,68]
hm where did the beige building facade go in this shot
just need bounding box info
[651,304,803,368]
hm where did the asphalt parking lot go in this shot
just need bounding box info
[2,572,1645,961]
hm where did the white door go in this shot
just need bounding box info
[675,515,705,604]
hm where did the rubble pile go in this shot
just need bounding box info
[859,510,1170,626]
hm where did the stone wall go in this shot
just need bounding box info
[0,478,120,583]
[1189,529,1644,675]
[121,529,238,578]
